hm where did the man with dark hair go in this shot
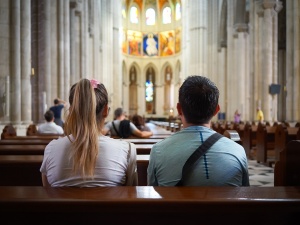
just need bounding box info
[49,98,67,128]
[38,110,64,134]
[102,107,153,138]
[147,75,249,186]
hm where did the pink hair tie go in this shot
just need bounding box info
[90,79,100,88]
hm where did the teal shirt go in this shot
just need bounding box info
[147,126,250,186]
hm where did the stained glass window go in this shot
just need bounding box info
[145,79,153,102]
[130,6,139,24]
[146,8,155,25]
[162,6,171,24]
[175,3,181,20]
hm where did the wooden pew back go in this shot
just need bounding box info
[0,186,299,225]
[0,155,149,186]
[274,124,299,162]
[274,140,300,186]
[256,123,276,166]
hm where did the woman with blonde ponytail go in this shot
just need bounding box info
[40,78,138,187]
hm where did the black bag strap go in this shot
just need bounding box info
[175,132,223,186]
[112,121,121,137]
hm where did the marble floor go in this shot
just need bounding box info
[248,159,274,187]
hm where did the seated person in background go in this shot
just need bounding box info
[131,114,151,132]
[147,75,249,187]
[40,78,138,187]
[102,107,153,138]
[38,110,64,135]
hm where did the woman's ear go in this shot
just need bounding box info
[102,105,109,118]
[213,104,220,116]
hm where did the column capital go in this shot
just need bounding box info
[273,1,283,13]
[256,0,282,16]
[234,23,248,33]
[261,0,277,9]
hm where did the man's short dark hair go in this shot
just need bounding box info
[54,99,59,104]
[44,110,54,122]
[179,75,219,124]
[114,108,124,119]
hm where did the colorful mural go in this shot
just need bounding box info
[127,30,142,56]
[159,30,175,56]
[123,28,181,57]
[175,27,181,53]
[122,29,127,54]
[143,33,158,56]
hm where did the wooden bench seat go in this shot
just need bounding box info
[0,139,53,145]
[0,155,150,186]
[0,145,46,155]
[256,123,277,166]
[274,124,299,162]
[0,143,152,155]
[0,186,299,225]
[274,140,300,186]
[242,122,257,158]
[123,138,164,144]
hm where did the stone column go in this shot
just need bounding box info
[20,0,32,124]
[189,0,208,75]
[271,2,282,121]
[258,0,282,122]
[285,1,293,120]
[217,47,227,119]
[10,0,21,124]
[44,0,51,109]
[58,0,64,99]
[254,3,264,117]
[112,0,122,108]
[293,0,300,120]
[233,0,248,120]
[226,0,236,120]
[70,1,77,86]
[64,0,70,100]
[261,7,273,121]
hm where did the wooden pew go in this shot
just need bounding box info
[125,138,164,144]
[0,144,152,155]
[0,155,149,186]
[1,124,63,139]
[223,130,242,145]
[242,122,257,158]
[0,186,299,225]
[274,140,300,186]
[274,124,299,162]
[1,135,61,140]
[256,123,277,166]
[0,155,43,186]
[111,134,170,139]
[0,139,53,145]
[0,145,46,155]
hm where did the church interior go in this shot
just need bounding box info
[0,1,300,220]
[0,0,299,134]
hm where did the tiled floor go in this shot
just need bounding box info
[248,159,274,187]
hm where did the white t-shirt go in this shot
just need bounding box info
[38,122,64,134]
[40,135,137,187]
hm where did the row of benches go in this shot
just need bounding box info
[0,124,299,224]
[0,186,299,224]
[213,121,300,166]
[1,129,300,186]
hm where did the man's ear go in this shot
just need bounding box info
[176,103,182,116]
[213,104,220,116]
